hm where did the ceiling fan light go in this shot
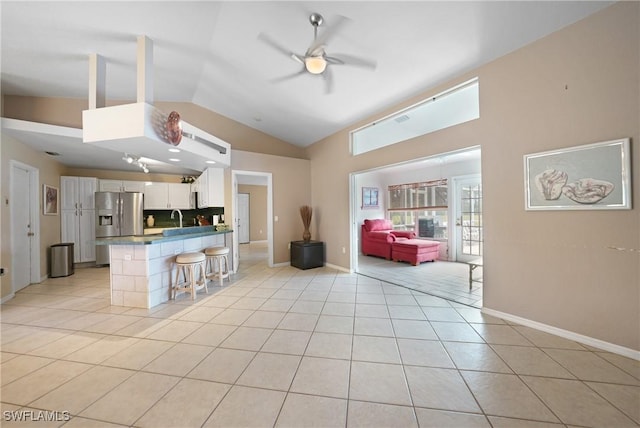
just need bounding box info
[305,56,327,74]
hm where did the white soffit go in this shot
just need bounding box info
[82,104,231,172]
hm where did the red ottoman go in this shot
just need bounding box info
[391,239,440,266]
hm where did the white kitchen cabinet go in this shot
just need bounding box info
[61,209,96,263]
[196,168,225,208]
[61,176,97,210]
[99,179,145,193]
[60,176,97,263]
[144,182,192,209]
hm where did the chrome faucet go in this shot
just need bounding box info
[170,209,183,228]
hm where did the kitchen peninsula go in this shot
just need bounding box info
[95,226,232,308]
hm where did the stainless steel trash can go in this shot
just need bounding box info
[50,243,74,278]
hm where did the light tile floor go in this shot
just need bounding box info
[357,254,483,308]
[1,242,638,427]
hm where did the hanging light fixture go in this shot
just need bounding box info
[305,56,327,74]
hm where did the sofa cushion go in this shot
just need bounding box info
[390,230,416,239]
[367,231,396,243]
[364,219,393,232]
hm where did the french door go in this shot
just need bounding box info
[454,175,483,262]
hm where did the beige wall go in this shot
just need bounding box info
[231,150,311,264]
[307,3,639,351]
[1,134,67,297]
[238,184,268,242]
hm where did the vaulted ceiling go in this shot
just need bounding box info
[2,1,612,149]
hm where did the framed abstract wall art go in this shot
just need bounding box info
[43,184,59,215]
[524,138,631,210]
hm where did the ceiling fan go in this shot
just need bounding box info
[258,12,377,93]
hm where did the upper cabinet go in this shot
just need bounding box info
[61,176,98,210]
[144,182,192,210]
[196,168,225,208]
[99,179,146,193]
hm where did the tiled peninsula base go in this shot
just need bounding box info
[108,233,231,308]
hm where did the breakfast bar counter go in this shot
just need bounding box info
[96,226,233,308]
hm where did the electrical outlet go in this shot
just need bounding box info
[174,249,181,255]
[342,247,346,254]
[274,216,279,222]
[287,242,291,249]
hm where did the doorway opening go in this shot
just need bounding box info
[9,160,41,295]
[231,171,273,272]
[350,147,483,307]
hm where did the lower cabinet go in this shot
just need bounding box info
[61,208,96,263]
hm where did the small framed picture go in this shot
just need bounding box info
[43,184,59,215]
[524,138,631,210]
[362,187,379,209]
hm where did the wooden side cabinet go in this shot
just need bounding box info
[290,240,325,270]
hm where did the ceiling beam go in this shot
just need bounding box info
[137,35,153,104]
[88,53,106,109]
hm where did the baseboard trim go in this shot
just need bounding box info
[249,240,268,243]
[272,262,290,268]
[1,293,16,304]
[324,262,350,273]
[482,307,640,361]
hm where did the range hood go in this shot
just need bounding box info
[81,35,230,172]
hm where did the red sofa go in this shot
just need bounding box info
[361,219,416,260]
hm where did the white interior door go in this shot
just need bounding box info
[10,162,37,291]
[454,175,483,262]
[237,193,250,244]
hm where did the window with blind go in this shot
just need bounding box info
[388,179,448,239]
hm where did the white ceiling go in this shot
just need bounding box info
[1,1,611,165]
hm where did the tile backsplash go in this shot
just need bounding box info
[144,207,224,228]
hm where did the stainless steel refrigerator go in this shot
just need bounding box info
[95,192,144,265]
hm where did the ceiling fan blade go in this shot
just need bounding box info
[322,66,334,94]
[307,15,349,56]
[326,54,377,69]
[258,33,304,64]
[270,68,307,83]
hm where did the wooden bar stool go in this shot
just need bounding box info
[205,246,230,286]
[172,252,207,300]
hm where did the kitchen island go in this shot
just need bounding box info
[95,226,233,308]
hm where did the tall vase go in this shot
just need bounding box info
[300,205,313,242]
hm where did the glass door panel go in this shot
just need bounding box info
[455,176,483,262]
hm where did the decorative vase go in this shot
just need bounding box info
[300,205,312,242]
[146,215,155,227]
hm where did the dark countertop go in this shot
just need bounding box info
[96,226,233,246]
